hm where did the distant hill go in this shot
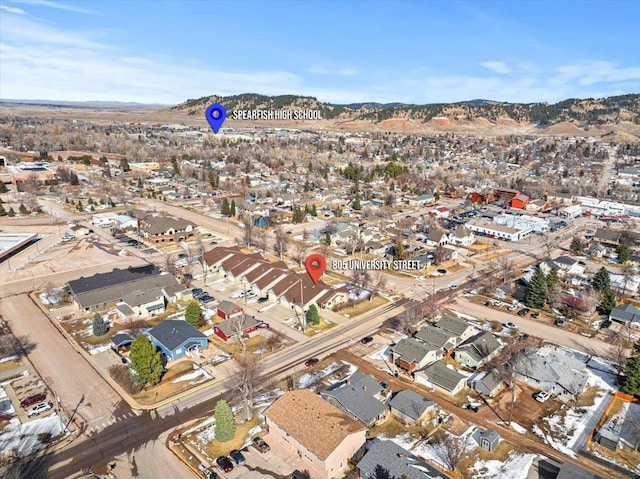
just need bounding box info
[171,93,640,127]
[0,99,167,111]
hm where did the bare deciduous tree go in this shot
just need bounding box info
[241,214,255,247]
[229,356,264,422]
[291,241,307,266]
[431,433,471,471]
[273,226,289,260]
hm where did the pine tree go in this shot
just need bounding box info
[617,244,631,263]
[311,204,317,216]
[546,268,560,305]
[92,313,108,336]
[593,267,611,292]
[620,343,640,397]
[185,301,202,328]
[230,199,236,216]
[129,335,163,386]
[305,304,320,325]
[525,266,548,308]
[18,203,28,215]
[214,399,236,442]
[0,204,5,216]
[570,236,583,254]
[221,198,230,215]
[598,288,617,314]
[353,195,362,210]
[0,182,8,193]
[7,207,15,217]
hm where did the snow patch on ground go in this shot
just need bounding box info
[369,346,391,362]
[509,422,527,434]
[0,354,20,363]
[469,452,536,479]
[0,414,65,458]
[83,342,112,355]
[172,368,212,384]
[298,361,354,389]
[532,424,576,457]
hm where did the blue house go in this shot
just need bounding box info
[147,320,207,361]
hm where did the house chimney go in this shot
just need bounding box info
[363,385,368,391]
[346,379,350,385]
[396,453,404,458]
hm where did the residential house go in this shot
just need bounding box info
[406,194,436,207]
[414,324,459,354]
[525,199,549,213]
[216,300,243,320]
[539,256,585,278]
[391,338,442,374]
[67,265,179,312]
[610,304,640,328]
[468,370,505,397]
[435,316,476,343]
[546,192,574,207]
[213,315,263,341]
[454,331,502,369]
[449,225,476,246]
[69,224,90,238]
[139,215,196,245]
[425,230,450,247]
[117,287,166,319]
[387,390,437,426]
[514,346,589,399]
[162,283,193,303]
[263,389,367,479]
[147,320,208,362]
[414,360,467,396]
[320,373,388,427]
[556,462,603,479]
[203,246,242,272]
[357,440,443,479]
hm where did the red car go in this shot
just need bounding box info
[20,393,46,409]
[216,456,234,473]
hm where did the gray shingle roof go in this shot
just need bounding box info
[321,373,386,425]
[515,346,588,396]
[388,390,436,421]
[455,331,501,363]
[393,337,439,364]
[619,402,640,450]
[417,360,466,392]
[610,304,640,324]
[147,320,206,351]
[122,287,164,308]
[68,265,160,295]
[74,273,178,309]
[435,316,471,336]
[415,325,456,349]
[556,461,602,479]
[357,440,444,479]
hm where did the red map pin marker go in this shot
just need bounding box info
[305,254,326,284]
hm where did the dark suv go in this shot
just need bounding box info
[216,456,233,473]
[20,393,46,409]
[252,436,270,453]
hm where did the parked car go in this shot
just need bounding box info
[291,472,308,479]
[437,269,447,274]
[244,291,256,299]
[304,358,319,367]
[229,450,246,466]
[554,318,566,327]
[257,297,269,304]
[531,311,541,318]
[200,295,215,303]
[360,336,374,345]
[534,391,551,403]
[504,322,517,329]
[27,402,53,417]
[462,403,479,413]
[517,308,530,316]
[252,436,270,453]
[215,456,234,473]
[191,288,203,297]
[20,393,46,409]
[600,320,612,329]
[256,322,270,329]
[449,284,458,290]
[198,463,218,479]
[517,334,530,342]
[507,304,518,311]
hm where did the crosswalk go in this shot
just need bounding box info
[86,411,137,434]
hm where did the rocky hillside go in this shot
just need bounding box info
[171,93,640,128]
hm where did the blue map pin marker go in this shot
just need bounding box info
[205,103,227,134]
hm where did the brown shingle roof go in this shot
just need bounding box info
[264,389,365,460]
[203,246,241,267]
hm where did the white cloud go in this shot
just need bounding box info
[480,61,512,74]
[9,0,96,14]
[553,61,640,86]
[308,65,358,77]
[0,5,27,14]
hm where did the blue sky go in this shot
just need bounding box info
[1,0,639,104]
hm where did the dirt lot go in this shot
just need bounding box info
[482,383,563,431]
